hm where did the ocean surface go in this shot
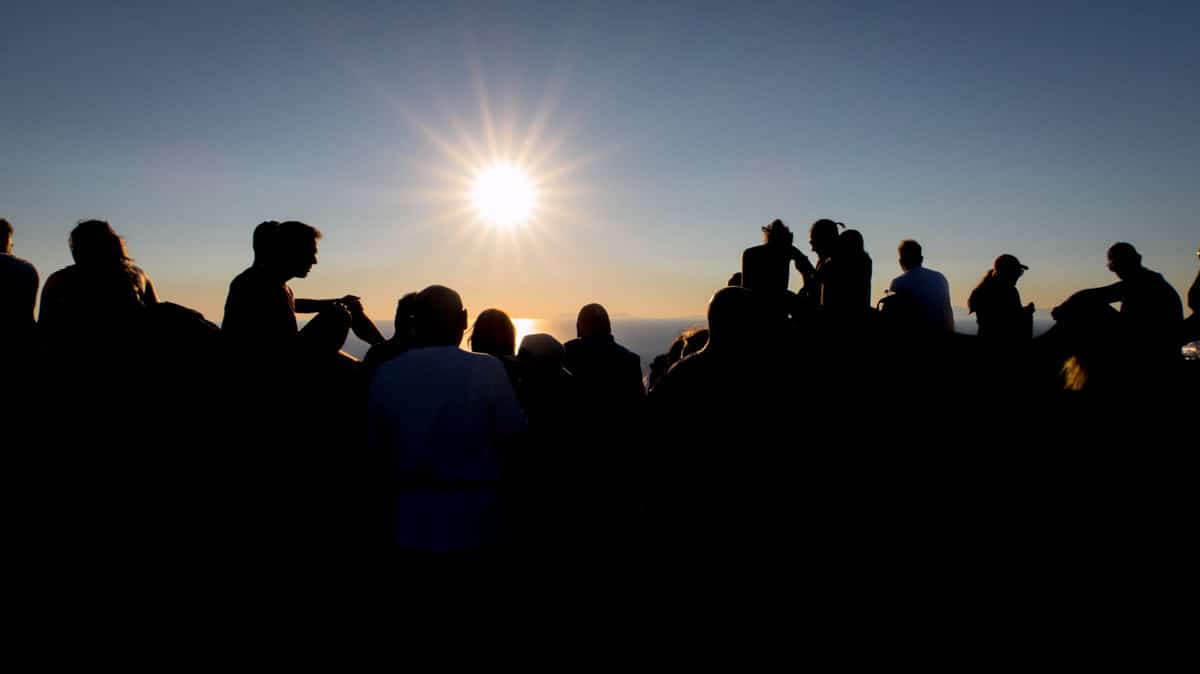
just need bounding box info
[339,309,1058,375]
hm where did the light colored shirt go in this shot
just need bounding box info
[889,266,955,332]
[368,346,526,551]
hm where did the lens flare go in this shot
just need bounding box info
[470,163,538,229]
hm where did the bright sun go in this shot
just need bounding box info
[470,163,538,229]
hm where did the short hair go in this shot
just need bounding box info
[1107,242,1140,265]
[810,219,843,240]
[253,220,321,263]
[0,218,12,239]
[898,239,922,258]
[577,303,612,338]
[69,219,131,266]
[414,285,466,347]
[252,221,280,260]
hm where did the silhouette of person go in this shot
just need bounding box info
[820,227,873,315]
[968,254,1034,341]
[38,219,159,351]
[507,332,580,549]
[796,218,841,304]
[563,302,645,542]
[0,218,39,353]
[367,285,526,552]
[1053,242,1182,362]
[470,308,521,387]
[223,220,383,360]
[885,239,954,333]
[727,271,743,287]
[741,219,807,295]
[564,303,645,407]
[362,292,419,382]
[1186,246,1200,342]
[647,286,796,546]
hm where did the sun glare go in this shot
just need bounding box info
[470,163,538,229]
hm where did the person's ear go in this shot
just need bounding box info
[459,309,467,330]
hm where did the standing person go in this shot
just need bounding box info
[563,302,645,545]
[741,219,807,295]
[820,228,873,316]
[796,218,842,305]
[968,254,1035,342]
[367,285,526,553]
[0,218,39,354]
[885,239,955,333]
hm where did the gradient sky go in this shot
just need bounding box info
[2,1,1197,323]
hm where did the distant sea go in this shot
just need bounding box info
[340,309,1057,375]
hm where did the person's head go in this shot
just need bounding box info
[275,221,322,279]
[809,219,843,258]
[898,239,923,271]
[470,308,516,357]
[576,303,612,339]
[839,229,866,256]
[0,218,12,254]
[1106,242,1142,280]
[706,286,759,351]
[413,285,467,347]
[666,334,686,365]
[761,219,793,248]
[993,254,1029,285]
[392,292,419,346]
[518,333,566,372]
[681,328,710,358]
[69,220,131,266]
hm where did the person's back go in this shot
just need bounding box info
[888,240,953,333]
[741,244,793,294]
[222,263,299,351]
[889,267,953,332]
[38,221,157,352]
[1117,267,1183,329]
[0,220,39,350]
[367,285,526,551]
[564,306,645,416]
[821,229,872,315]
[968,255,1033,342]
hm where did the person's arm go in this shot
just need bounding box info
[25,265,40,324]
[294,298,330,314]
[37,271,64,334]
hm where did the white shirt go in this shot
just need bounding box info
[889,266,955,333]
[368,346,526,550]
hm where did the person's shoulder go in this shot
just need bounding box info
[43,265,76,288]
[613,340,641,365]
[0,254,38,276]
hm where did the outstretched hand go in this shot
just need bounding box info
[335,295,364,315]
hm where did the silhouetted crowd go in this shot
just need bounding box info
[1,216,1196,556]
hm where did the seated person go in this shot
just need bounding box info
[223,220,384,362]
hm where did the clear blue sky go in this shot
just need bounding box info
[2,1,1196,321]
